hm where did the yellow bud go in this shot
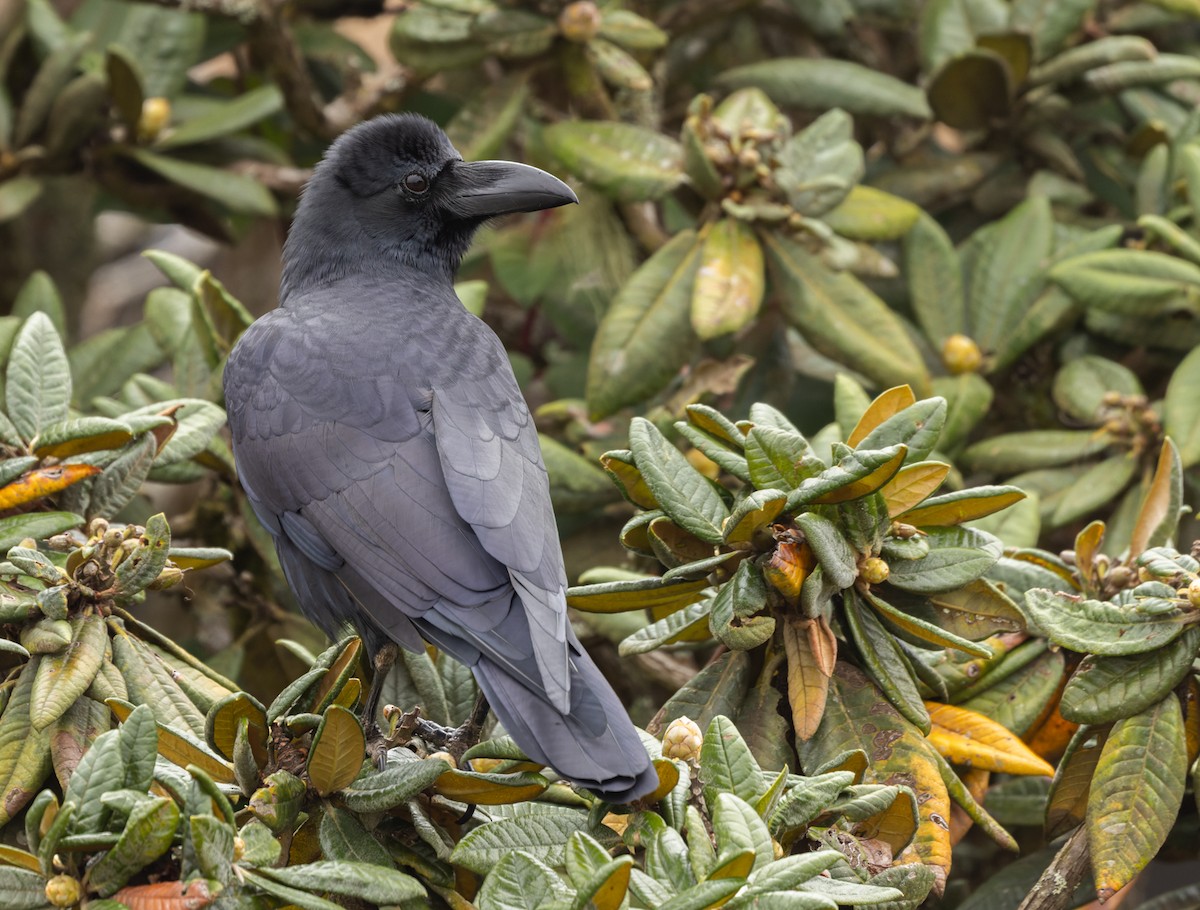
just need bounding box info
[45,875,81,908]
[138,97,171,142]
[233,836,246,862]
[558,1,601,42]
[941,333,983,375]
[662,716,703,763]
[860,556,890,585]
[1189,578,1200,608]
[428,750,458,770]
[1107,565,1135,590]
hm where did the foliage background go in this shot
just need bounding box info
[3,0,1200,907]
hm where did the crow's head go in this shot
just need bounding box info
[282,114,577,296]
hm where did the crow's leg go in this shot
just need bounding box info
[363,642,399,727]
[446,691,490,762]
[364,643,399,769]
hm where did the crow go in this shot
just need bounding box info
[223,114,657,802]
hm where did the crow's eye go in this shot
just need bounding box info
[403,173,429,194]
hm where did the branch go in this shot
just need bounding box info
[1017,827,1091,910]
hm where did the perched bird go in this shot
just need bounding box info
[224,114,657,802]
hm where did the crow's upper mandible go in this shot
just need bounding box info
[224,113,657,802]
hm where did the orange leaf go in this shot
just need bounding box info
[1129,439,1181,557]
[0,464,101,510]
[881,462,950,517]
[782,615,833,741]
[113,880,215,910]
[1025,702,1079,765]
[763,540,814,604]
[948,768,990,846]
[925,702,1055,776]
[848,385,916,448]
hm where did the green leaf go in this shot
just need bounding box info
[764,232,930,393]
[884,526,1002,593]
[701,715,765,809]
[967,197,1056,356]
[719,59,931,119]
[775,109,864,217]
[656,650,754,735]
[1164,345,1200,467]
[0,658,53,827]
[88,796,180,896]
[451,812,595,874]
[12,271,65,339]
[823,185,921,241]
[855,398,947,465]
[1010,0,1095,60]
[0,511,82,552]
[927,49,1013,131]
[1088,694,1188,902]
[319,806,394,867]
[0,177,43,224]
[712,792,774,873]
[1051,249,1200,316]
[963,429,1109,473]
[1060,626,1200,724]
[621,600,712,655]
[260,860,426,904]
[1024,589,1188,656]
[0,866,54,910]
[6,311,70,442]
[794,512,857,590]
[64,729,124,835]
[1053,355,1143,423]
[156,84,282,149]
[586,231,702,419]
[843,591,931,734]
[629,418,729,544]
[122,148,278,216]
[30,613,106,730]
[543,121,683,202]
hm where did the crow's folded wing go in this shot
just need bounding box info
[225,305,570,709]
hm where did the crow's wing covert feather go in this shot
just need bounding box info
[226,297,571,710]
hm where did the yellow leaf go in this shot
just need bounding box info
[900,489,1026,526]
[311,638,362,714]
[307,705,365,797]
[591,857,632,910]
[847,385,916,447]
[206,693,268,767]
[782,615,833,742]
[434,768,548,804]
[0,464,102,510]
[566,577,710,614]
[690,218,766,340]
[333,677,361,710]
[925,702,1055,776]
[599,453,659,510]
[812,446,908,504]
[1073,520,1105,583]
[0,844,41,872]
[882,462,950,517]
[113,880,215,909]
[707,848,756,880]
[109,699,235,784]
[645,758,681,802]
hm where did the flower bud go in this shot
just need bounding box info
[45,875,81,908]
[860,556,890,585]
[1189,578,1200,608]
[941,333,983,375]
[428,750,458,770]
[138,97,172,142]
[662,716,703,763]
[558,1,601,42]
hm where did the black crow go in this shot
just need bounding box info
[224,114,657,802]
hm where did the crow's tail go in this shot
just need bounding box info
[471,637,658,803]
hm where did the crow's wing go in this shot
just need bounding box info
[225,292,570,710]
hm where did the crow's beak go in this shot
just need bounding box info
[446,160,578,218]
